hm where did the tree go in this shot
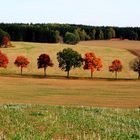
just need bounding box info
[37,54,53,77]
[109,59,123,79]
[74,30,80,43]
[0,28,10,47]
[96,29,104,40]
[76,28,87,40]
[130,57,140,79]
[83,52,102,79]
[64,32,79,45]
[2,36,10,47]
[89,29,96,40]
[106,28,116,39]
[0,51,9,69]
[14,56,30,75]
[57,48,82,78]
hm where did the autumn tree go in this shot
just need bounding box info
[57,48,82,78]
[129,57,140,79]
[109,59,123,79]
[37,54,53,77]
[83,52,102,79]
[14,56,30,75]
[0,51,9,69]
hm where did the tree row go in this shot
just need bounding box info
[0,48,140,79]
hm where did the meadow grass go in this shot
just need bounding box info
[0,104,140,140]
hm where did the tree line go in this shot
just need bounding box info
[0,23,140,44]
[0,48,140,79]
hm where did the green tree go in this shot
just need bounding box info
[90,29,96,40]
[106,28,116,39]
[57,48,82,78]
[96,29,104,40]
[74,30,80,43]
[64,32,79,45]
[76,28,87,40]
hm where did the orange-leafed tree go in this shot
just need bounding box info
[109,59,123,79]
[37,54,53,77]
[14,56,30,75]
[0,50,9,69]
[83,52,103,79]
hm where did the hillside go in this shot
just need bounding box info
[0,41,137,79]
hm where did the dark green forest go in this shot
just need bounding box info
[0,23,140,44]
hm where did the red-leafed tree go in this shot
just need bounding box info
[14,56,30,75]
[109,59,123,79]
[37,54,53,77]
[2,36,10,47]
[0,50,9,68]
[83,52,103,79]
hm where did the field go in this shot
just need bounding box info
[0,40,140,139]
[0,104,140,140]
[0,41,138,79]
[0,76,140,108]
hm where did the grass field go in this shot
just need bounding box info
[0,41,140,139]
[0,41,140,108]
[0,104,140,140]
[0,76,140,108]
[0,41,138,79]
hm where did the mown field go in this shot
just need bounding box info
[0,104,140,140]
[0,41,138,79]
[0,76,140,108]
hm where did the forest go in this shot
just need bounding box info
[0,23,140,44]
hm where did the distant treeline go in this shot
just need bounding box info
[0,23,140,44]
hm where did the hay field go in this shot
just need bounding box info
[0,76,140,108]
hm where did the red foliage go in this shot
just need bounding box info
[37,54,53,77]
[14,56,30,68]
[0,50,9,68]
[109,59,122,72]
[2,36,10,46]
[37,54,53,68]
[83,52,103,78]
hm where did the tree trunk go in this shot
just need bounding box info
[115,71,117,79]
[67,70,70,78]
[44,67,46,77]
[21,67,23,75]
[91,70,93,79]
[138,72,140,80]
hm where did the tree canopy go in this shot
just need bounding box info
[0,23,140,44]
[57,48,82,78]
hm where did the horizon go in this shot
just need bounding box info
[0,0,140,27]
[0,22,139,28]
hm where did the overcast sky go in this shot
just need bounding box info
[0,0,140,27]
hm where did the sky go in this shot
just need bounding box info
[0,0,140,27]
